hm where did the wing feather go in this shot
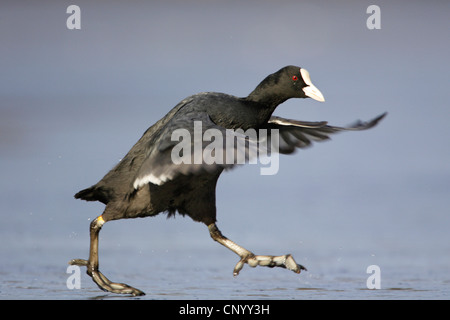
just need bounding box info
[266,112,387,154]
[133,111,387,187]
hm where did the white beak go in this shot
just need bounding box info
[300,68,325,102]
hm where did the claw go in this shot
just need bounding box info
[285,254,307,273]
[233,259,246,276]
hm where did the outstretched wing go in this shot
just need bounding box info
[133,110,387,188]
[266,112,387,154]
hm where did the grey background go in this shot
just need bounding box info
[1,0,449,299]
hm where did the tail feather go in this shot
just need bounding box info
[74,186,111,204]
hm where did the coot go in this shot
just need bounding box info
[70,66,386,296]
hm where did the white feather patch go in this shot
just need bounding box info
[133,173,167,188]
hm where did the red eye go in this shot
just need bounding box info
[292,75,298,81]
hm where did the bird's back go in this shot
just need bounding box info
[74,97,190,204]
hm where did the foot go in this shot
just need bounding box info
[233,253,307,276]
[208,223,307,277]
[69,259,145,296]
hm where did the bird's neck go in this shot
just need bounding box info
[245,83,288,112]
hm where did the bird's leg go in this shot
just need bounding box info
[208,223,306,276]
[69,215,145,296]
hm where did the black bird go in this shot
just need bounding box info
[70,65,386,296]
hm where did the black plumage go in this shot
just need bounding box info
[70,65,386,296]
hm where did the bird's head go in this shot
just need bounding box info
[247,65,325,107]
[278,65,325,102]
